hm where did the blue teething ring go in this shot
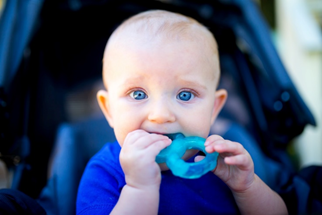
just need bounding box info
[156,135,219,179]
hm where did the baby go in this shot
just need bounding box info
[77,10,287,214]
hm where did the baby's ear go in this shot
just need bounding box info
[210,89,227,125]
[97,90,114,128]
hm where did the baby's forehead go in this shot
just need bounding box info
[107,10,217,53]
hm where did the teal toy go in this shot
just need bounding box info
[156,133,219,179]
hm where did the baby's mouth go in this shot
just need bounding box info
[163,133,185,141]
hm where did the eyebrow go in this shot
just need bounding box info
[177,79,208,91]
[119,75,208,91]
[120,76,146,86]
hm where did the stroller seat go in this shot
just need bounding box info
[37,116,115,215]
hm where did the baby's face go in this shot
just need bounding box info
[101,36,226,167]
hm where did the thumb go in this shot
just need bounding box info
[194,155,205,162]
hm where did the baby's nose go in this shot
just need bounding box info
[148,100,176,124]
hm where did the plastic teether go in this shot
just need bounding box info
[156,134,219,179]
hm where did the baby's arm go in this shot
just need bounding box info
[202,135,288,215]
[111,130,171,215]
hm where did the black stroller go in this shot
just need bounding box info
[0,0,320,214]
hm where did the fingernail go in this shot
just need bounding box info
[205,145,212,152]
[204,141,210,146]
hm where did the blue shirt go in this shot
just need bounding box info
[76,141,240,214]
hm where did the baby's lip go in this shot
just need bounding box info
[148,131,185,140]
[148,132,185,140]
[163,133,185,141]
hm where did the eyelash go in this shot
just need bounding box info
[180,89,198,96]
[126,88,198,99]
[177,89,197,101]
[127,88,147,99]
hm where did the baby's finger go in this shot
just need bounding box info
[146,139,172,158]
[204,135,224,146]
[194,155,205,162]
[136,134,171,149]
[124,130,148,145]
[224,154,252,170]
[126,131,170,149]
[211,140,245,155]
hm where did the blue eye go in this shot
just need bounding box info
[130,90,147,100]
[177,91,194,101]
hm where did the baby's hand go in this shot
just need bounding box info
[120,130,171,190]
[199,135,254,193]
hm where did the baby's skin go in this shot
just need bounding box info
[96,10,288,215]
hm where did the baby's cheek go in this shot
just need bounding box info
[113,128,127,147]
[185,117,212,138]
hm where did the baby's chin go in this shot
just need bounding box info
[158,149,199,171]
